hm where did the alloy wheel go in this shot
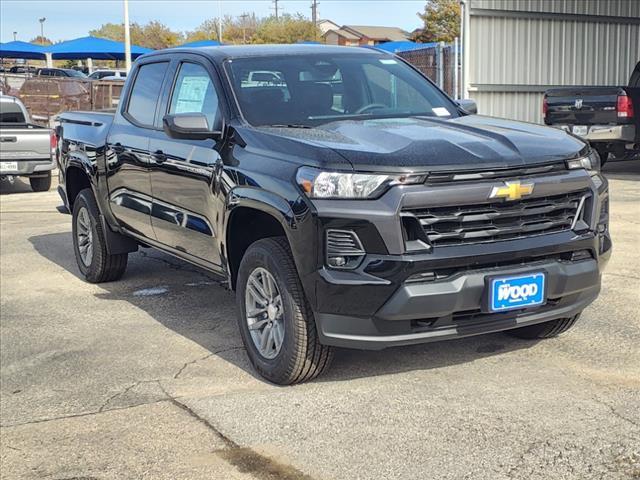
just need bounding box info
[76,206,93,267]
[245,267,285,359]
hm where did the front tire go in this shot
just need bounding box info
[507,314,581,339]
[236,237,333,385]
[29,172,51,192]
[72,188,128,283]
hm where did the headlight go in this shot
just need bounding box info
[296,167,426,199]
[566,150,600,172]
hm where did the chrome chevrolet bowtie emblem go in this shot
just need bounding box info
[490,181,534,201]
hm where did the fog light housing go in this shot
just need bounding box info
[570,250,592,262]
[326,229,365,270]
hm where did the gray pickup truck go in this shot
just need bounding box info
[0,95,55,191]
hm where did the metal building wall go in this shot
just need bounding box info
[467,0,640,124]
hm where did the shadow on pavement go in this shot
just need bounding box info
[602,157,640,180]
[29,231,540,384]
[0,177,36,195]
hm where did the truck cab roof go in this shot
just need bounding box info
[140,44,384,63]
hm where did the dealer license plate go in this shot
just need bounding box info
[489,272,546,312]
[0,162,18,172]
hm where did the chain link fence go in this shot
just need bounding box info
[397,43,461,99]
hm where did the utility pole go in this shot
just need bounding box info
[123,0,132,73]
[217,0,223,42]
[240,13,249,44]
[272,0,279,20]
[38,17,46,44]
[311,0,319,39]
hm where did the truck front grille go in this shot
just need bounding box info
[403,190,589,247]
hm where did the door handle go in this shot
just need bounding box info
[111,143,124,154]
[151,150,167,163]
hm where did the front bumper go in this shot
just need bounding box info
[315,256,603,349]
[302,168,611,350]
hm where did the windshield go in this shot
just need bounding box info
[226,53,458,127]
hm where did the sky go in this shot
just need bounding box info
[0,0,426,43]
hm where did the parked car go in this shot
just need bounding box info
[88,69,127,80]
[36,68,88,78]
[544,61,640,164]
[0,95,55,191]
[56,45,611,384]
[8,65,38,75]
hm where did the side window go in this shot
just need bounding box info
[169,62,219,129]
[362,63,429,111]
[126,62,169,126]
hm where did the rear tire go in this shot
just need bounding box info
[507,314,581,339]
[29,172,51,192]
[72,188,128,283]
[236,237,333,385]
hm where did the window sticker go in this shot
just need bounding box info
[432,107,450,117]
[379,59,398,65]
[174,76,210,113]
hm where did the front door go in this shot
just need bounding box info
[148,59,224,267]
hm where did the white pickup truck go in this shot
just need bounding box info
[0,95,55,191]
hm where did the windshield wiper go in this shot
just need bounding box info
[267,124,313,129]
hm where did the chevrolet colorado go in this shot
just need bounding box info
[544,61,640,164]
[56,45,611,384]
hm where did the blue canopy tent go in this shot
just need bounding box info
[0,41,48,59]
[374,41,438,53]
[47,36,152,60]
[176,40,221,48]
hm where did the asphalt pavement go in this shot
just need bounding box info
[1,161,639,479]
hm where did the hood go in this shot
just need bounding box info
[253,115,588,173]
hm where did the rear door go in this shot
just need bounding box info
[147,56,224,266]
[106,59,170,240]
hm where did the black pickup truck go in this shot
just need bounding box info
[544,61,640,163]
[56,45,610,384]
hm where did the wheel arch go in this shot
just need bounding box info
[224,188,296,290]
[64,155,96,210]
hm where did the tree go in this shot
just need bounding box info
[412,0,460,43]
[253,13,319,44]
[184,18,223,43]
[30,36,52,45]
[89,21,183,49]
[184,13,261,45]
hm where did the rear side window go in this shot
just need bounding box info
[0,102,26,123]
[126,62,169,126]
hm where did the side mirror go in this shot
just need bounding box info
[456,99,478,115]
[162,113,221,140]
